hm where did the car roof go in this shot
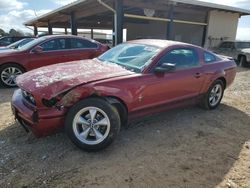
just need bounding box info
[0,36,31,39]
[38,34,100,44]
[40,34,88,40]
[127,39,200,49]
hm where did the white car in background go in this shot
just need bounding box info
[212,41,250,67]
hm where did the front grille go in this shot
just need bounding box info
[22,90,36,106]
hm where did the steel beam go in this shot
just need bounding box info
[202,11,209,47]
[91,28,94,39]
[115,0,124,45]
[34,26,38,36]
[48,20,53,35]
[167,4,174,40]
[70,12,78,35]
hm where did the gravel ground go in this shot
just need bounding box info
[0,67,249,188]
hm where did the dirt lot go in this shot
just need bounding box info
[0,67,250,188]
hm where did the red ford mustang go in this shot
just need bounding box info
[12,39,236,151]
[0,35,108,87]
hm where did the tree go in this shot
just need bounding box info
[0,28,6,37]
[9,29,24,37]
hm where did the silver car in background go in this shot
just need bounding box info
[212,41,250,67]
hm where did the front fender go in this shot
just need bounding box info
[57,84,133,111]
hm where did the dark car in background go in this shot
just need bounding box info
[0,38,35,51]
[0,35,109,87]
[0,36,33,47]
[212,41,250,67]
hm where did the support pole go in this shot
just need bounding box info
[112,16,115,47]
[70,12,78,35]
[202,11,209,47]
[65,27,68,34]
[34,26,38,36]
[91,28,94,39]
[114,0,124,45]
[48,20,53,35]
[166,4,174,40]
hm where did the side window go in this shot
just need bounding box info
[0,37,12,45]
[204,52,216,63]
[157,48,199,69]
[220,42,234,49]
[13,37,21,42]
[70,38,97,49]
[40,39,67,51]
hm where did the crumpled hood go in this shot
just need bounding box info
[16,59,134,99]
[240,48,250,54]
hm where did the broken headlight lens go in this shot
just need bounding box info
[22,90,36,106]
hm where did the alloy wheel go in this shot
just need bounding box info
[72,107,111,145]
[1,67,22,86]
[209,84,223,106]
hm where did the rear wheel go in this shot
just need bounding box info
[201,80,224,110]
[65,98,121,151]
[0,64,24,87]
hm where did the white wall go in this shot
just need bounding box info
[205,10,239,48]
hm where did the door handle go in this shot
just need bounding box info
[194,73,202,78]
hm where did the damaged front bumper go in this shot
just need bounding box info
[11,89,66,137]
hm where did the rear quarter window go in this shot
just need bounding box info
[70,38,98,49]
[204,52,217,63]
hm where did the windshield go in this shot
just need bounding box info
[18,37,46,50]
[97,43,160,73]
[8,38,34,49]
[235,42,250,49]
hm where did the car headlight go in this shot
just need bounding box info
[22,90,36,106]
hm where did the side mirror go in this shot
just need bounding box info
[32,46,43,53]
[155,63,176,74]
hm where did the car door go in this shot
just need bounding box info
[67,38,100,61]
[27,38,69,69]
[132,47,205,111]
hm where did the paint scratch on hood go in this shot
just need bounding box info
[16,59,133,99]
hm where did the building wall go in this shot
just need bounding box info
[172,23,205,46]
[126,10,240,48]
[126,21,167,40]
[125,10,207,46]
[205,10,239,48]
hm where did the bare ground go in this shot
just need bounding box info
[0,67,249,188]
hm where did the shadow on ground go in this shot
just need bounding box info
[0,104,249,187]
[236,66,250,73]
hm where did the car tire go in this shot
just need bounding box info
[0,63,24,88]
[240,56,249,67]
[65,97,121,151]
[201,80,224,110]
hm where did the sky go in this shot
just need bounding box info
[0,0,249,40]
